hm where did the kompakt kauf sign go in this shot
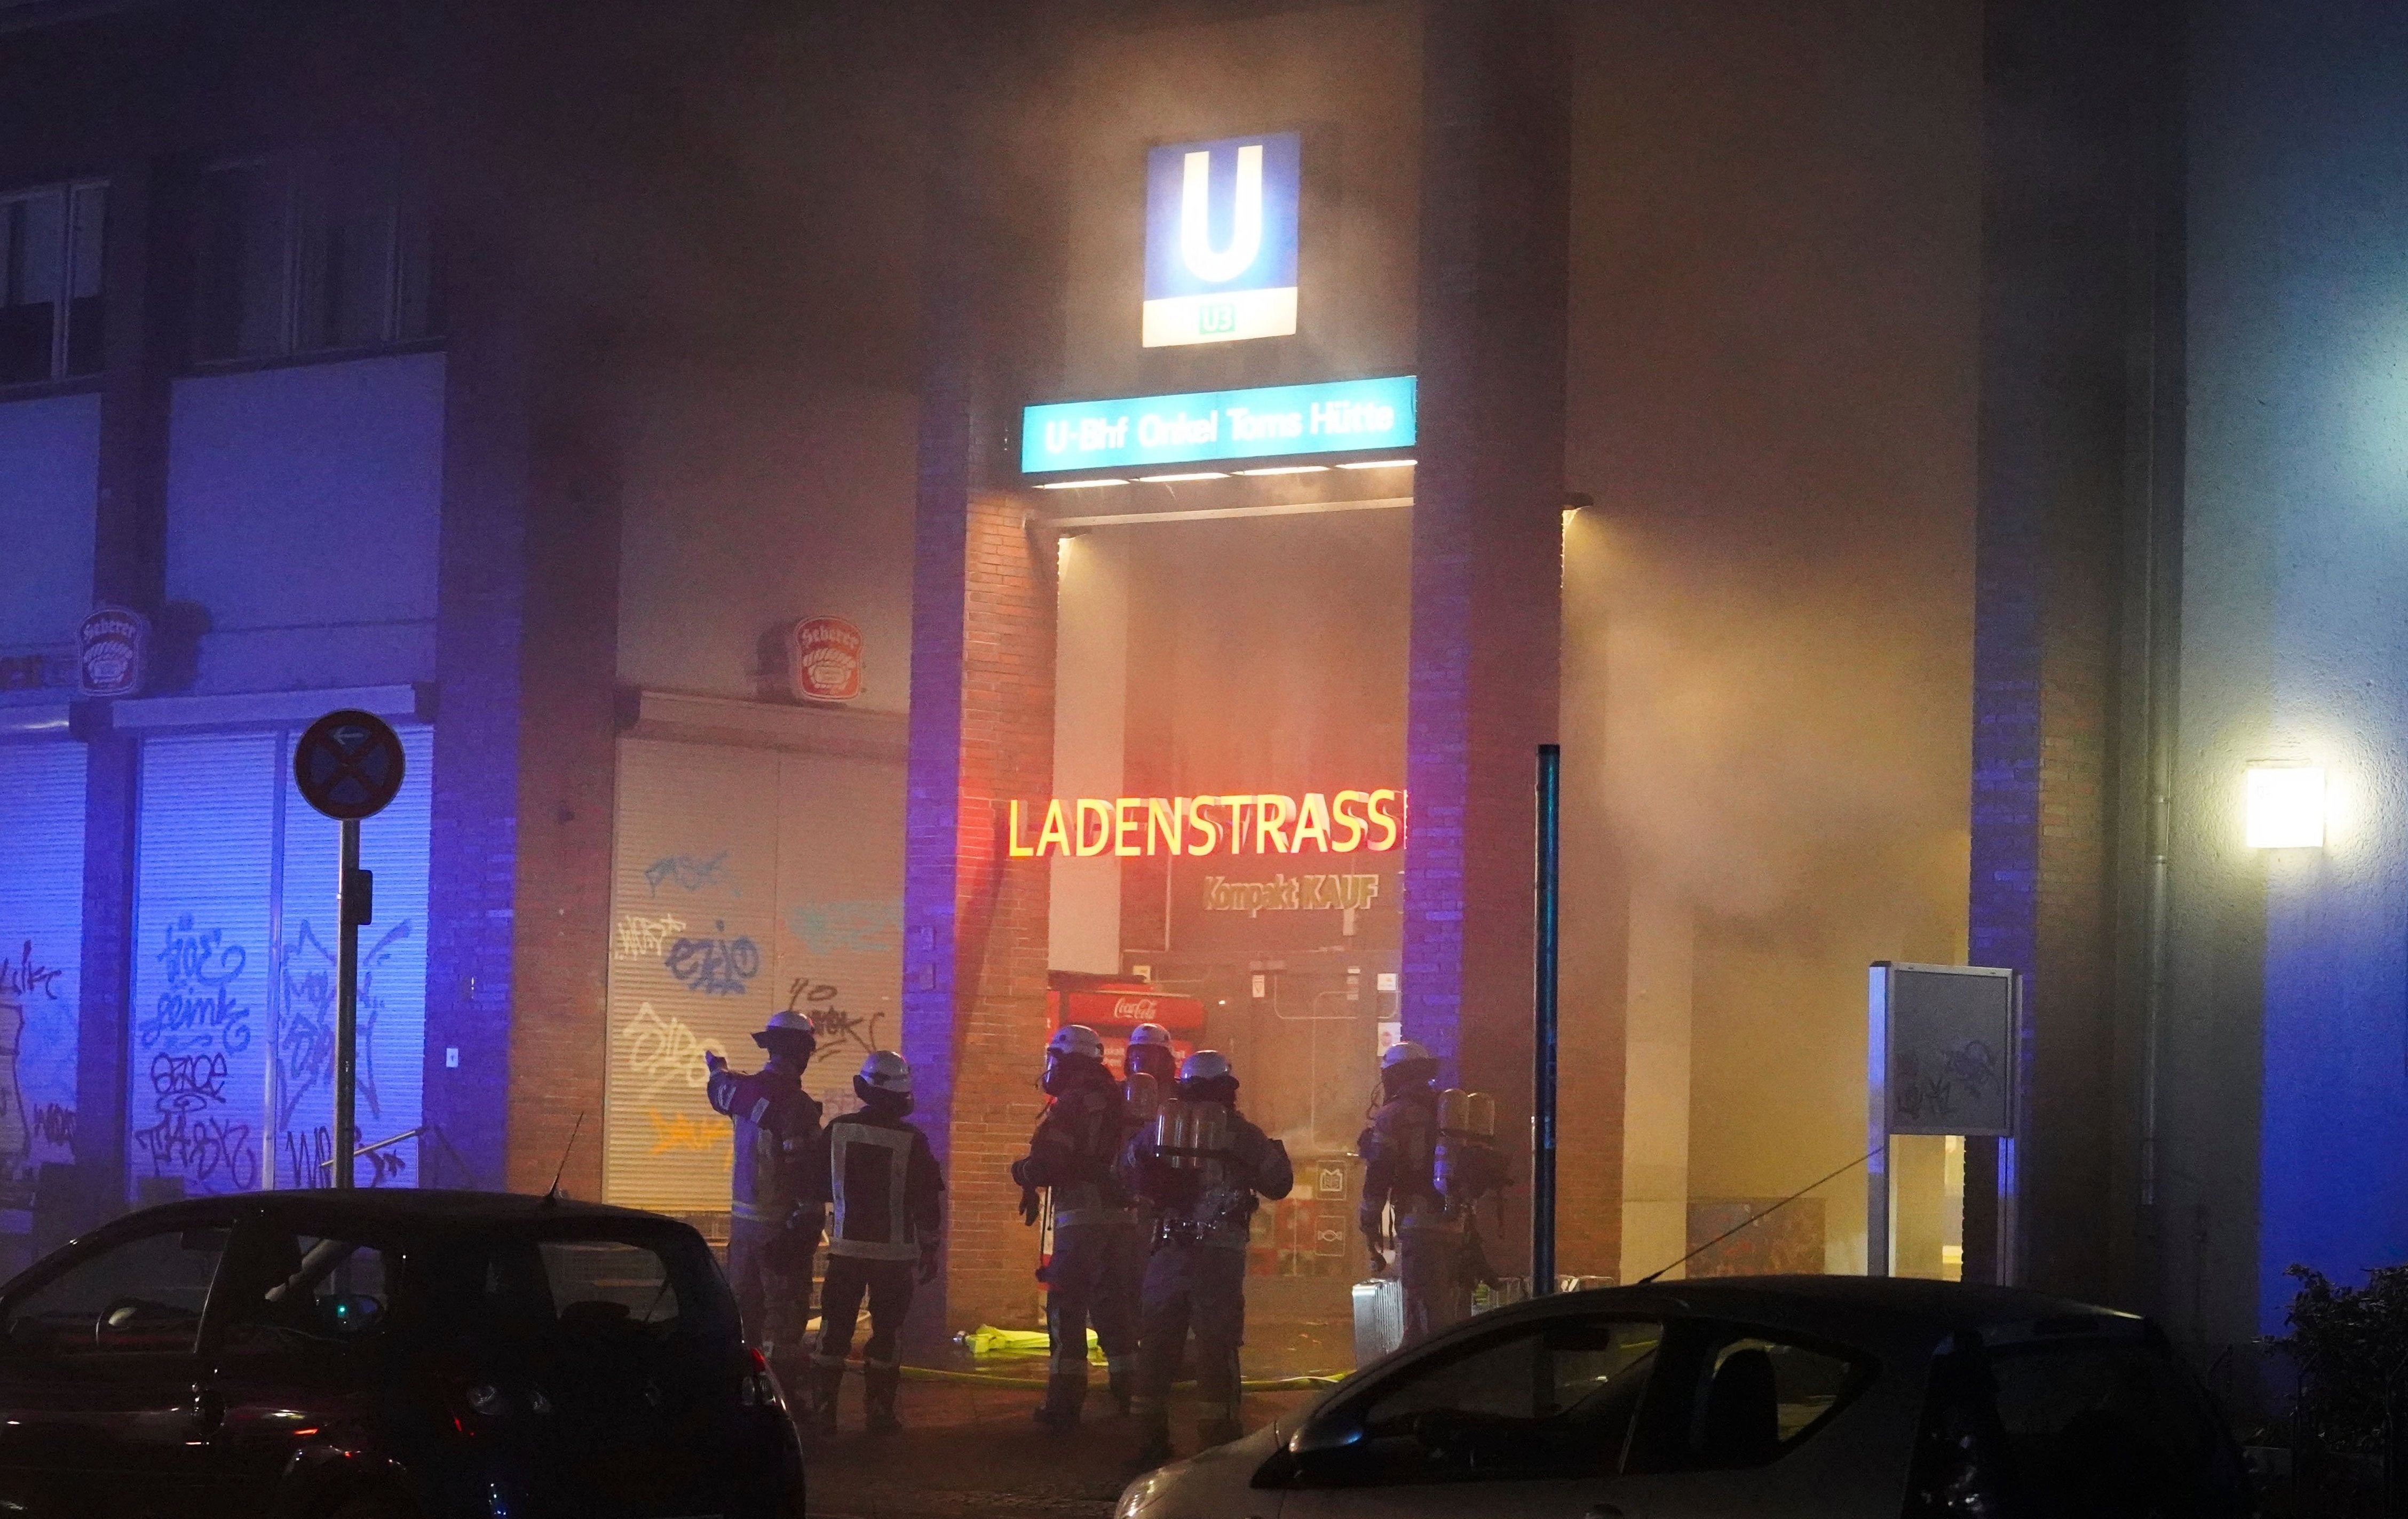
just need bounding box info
[1020,375,1416,475]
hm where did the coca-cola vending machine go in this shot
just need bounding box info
[1044,973,1208,1079]
[1036,974,1208,1269]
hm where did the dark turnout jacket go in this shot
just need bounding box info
[814,1109,944,1261]
[1012,1073,1134,1228]
[706,1060,823,1227]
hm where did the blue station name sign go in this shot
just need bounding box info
[1020,375,1416,475]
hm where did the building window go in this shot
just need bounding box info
[0,181,106,386]
[193,148,437,365]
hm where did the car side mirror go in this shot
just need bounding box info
[1276,1410,1366,1484]
[318,1294,384,1336]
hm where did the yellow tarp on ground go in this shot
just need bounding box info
[896,1363,1345,1392]
[956,1323,1102,1361]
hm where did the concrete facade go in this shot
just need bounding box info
[14,0,2403,1377]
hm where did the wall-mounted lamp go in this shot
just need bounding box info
[2245,761,2326,849]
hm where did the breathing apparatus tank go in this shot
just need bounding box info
[1434,1087,1506,1210]
[1153,1097,1233,1178]
[1124,1069,1162,1128]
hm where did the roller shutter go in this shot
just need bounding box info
[604,736,904,1212]
[0,741,86,1205]
[129,726,432,1198]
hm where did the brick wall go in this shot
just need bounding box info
[1404,0,1574,1280]
[503,342,623,1199]
[899,491,1056,1333]
[70,157,174,1225]
[424,283,528,1192]
[1967,0,2138,1300]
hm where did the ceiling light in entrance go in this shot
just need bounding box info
[1135,471,1230,483]
[1036,478,1130,490]
[1233,464,1329,476]
[1337,458,1414,470]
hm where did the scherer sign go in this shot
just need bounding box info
[77,606,148,697]
[1009,789,1403,859]
[787,616,862,703]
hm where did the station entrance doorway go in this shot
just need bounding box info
[1041,480,1411,1341]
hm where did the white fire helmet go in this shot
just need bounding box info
[858,1049,913,1095]
[1179,1049,1234,1084]
[763,1009,817,1038]
[1382,1040,1436,1070]
[1047,1024,1105,1061]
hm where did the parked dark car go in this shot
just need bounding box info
[0,1189,804,1519]
[1119,1275,2253,1518]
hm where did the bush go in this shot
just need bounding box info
[2284,1263,2408,1457]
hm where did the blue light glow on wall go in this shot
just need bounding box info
[1020,376,1415,475]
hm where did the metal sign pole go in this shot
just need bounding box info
[1532,745,1562,1296]
[1865,965,1891,1277]
[291,707,401,1192]
[335,817,361,1189]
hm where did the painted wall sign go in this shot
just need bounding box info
[1020,375,1416,475]
[1143,131,1302,347]
[1009,789,1404,858]
[788,616,863,703]
[77,606,148,697]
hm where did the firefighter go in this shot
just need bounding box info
[1122,1021,1179,1101]
[809,1049,944,1435]
[1358,1040,1469,1346]
[703,1009,823,1395]
[1011,1024,1140,1428]
[1120,1049,1293,1466]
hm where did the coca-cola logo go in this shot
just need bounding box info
[787,616,862,704]
[1112,996,1160,1022]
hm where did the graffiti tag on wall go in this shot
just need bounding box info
[132,917,258,1189]
[666,922,760,996]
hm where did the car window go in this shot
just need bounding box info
[1987,1340,2247,1516]
[1635,1326,1871,1473]
[1309,1317,1664,1485]
[2,1226,230,1356]
[538,1239,680,1335]
[220,1233,394,1353]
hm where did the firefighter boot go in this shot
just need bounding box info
[864,1361,904,1435]
[1033,1372,1087,1431]
[805,1359,843,1435]
[1106,1356,1136,1416]
[1132,1396,1173,1468]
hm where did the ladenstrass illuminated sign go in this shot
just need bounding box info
[1010,790,1403,858]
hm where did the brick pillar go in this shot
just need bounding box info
[497,344,620,1199]
[1403,0,1572,1280]
[424,225,622,1196]
[424,287,527,1191]
[1967,0,2142,1299]
[902,488,1058,1337]
[73,155,178,1226]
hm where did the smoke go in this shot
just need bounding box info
[1586,523,1970,928]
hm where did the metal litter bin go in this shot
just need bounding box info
[1351,1276,1404,1367]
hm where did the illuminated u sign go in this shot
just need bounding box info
[1181,144,1263,282]
[1144,132,1300,348]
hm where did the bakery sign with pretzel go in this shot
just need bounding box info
[786,615,862,703]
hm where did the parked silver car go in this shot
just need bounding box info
[1117,1275,2251,1518]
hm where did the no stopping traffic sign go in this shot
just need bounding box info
[294,709,406,820]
